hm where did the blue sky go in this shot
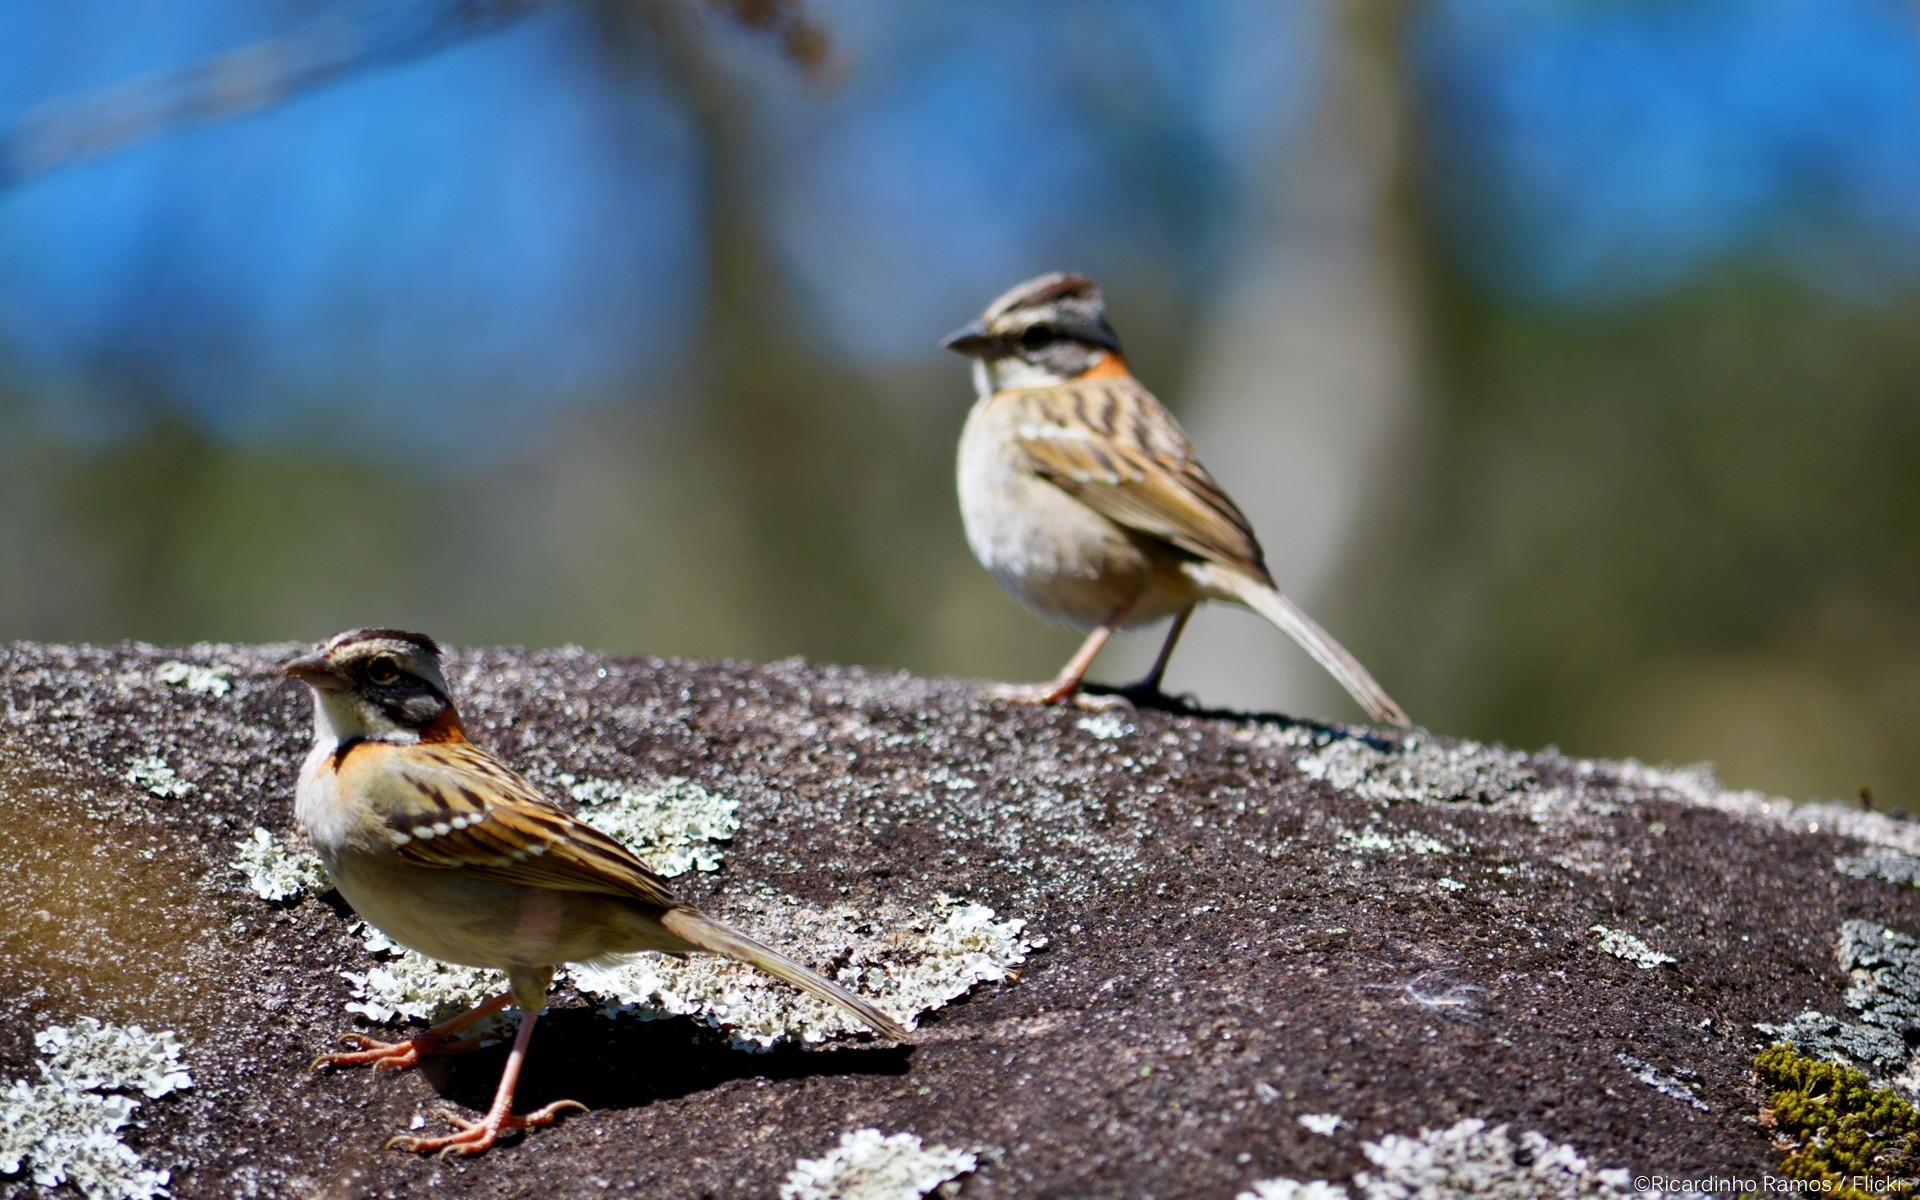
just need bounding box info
[1,0,1917,451]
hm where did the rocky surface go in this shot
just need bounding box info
[3,639,1920,1198]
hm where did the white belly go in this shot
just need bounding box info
[956,395,1192,628]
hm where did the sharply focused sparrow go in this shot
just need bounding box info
[942,272,1409,726]
[284,628,907,1156]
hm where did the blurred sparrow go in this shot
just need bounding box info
[284,628,907,1156]
[942,272,1409,726]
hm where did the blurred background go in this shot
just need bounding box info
[2,0,1917,806]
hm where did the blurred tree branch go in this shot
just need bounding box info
[0,0,827,191]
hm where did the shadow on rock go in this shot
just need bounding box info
[411,1006,913,1116]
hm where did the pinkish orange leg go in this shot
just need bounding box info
[385,1008,585,1157]
[312,992,514,1073]
[989,602,1134,707]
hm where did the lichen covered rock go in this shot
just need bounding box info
[5,640,1920,1196]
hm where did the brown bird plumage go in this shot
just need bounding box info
[946,272,1410,725]
[287,629,906,1156]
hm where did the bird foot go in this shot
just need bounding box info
[984,680,1075,705]
[984,681,1129,709]
[311,1029,484,1073]
[386,1100,588,1157]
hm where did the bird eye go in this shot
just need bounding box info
[367,657,401,686]
[1018,327,1055,352]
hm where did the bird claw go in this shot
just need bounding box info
[385,1100,588,1157]
[984,680,1097,707]
[984,681,1064,705]
[311,1029,482,1073]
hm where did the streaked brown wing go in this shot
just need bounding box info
[1005,378,1268,577]
[368,741,681,910]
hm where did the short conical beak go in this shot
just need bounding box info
[282,653,344,692]
[940,319,998,358]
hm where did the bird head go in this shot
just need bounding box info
[283,628,460,744]
[942,272,1124,392]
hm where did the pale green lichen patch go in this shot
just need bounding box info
[122,756,192,799]
[562,774,740,876]
[1292,733,1535,806]
[1589,924,1676,969]
[570,893,1038,1051]
[229,827,330,902]
[0,1085,156,1200]
[1239,1118,1633,1200]
[35,1020,192,1099]
[342,952,499,1025]
[0,1020,192,1200]
[153,661,233,697]
[779,1128,978,1200]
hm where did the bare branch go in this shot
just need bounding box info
[0,0,831,191]
[0,1,547,189]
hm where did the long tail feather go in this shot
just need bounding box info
[660,908,910,1041]
[1194,564,1411,727]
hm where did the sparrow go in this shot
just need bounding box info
[284,628,907,1156]
[942,272,1410,726]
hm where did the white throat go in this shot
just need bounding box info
[308,688,417,748]
[976,355,1074,395]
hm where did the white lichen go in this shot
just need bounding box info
[342,953,500,1024]
[1616,1053,1708,1112]
[122,756,193,799]
[1589,925,1676,969]
[1075,712,1133,741]
[1835,851,1920,888]
[1298,1112,1345,1137]
[1294,734,1534,806]
[1338,827,1450,857]
[570,893,1038,1051]
[0,1020,192,1200]
[230,827,330,902]
[1355,1119,1634,1199]
[354,921,400,954]
[1240,1119,1632,1200]
[1618,759,1920,861]
[154,661,233,697]
[779,1129,977,1200]
[1239,1182,1351,1200]
[34,1020,192,1099]
[0,1085,158,1200]
[563,774,739,876]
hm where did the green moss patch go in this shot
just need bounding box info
[1756,1043,1920,1195]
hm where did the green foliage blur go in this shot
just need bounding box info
[3,1,1918,811]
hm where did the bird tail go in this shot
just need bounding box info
[1192,563,1411,728]
[660,907,910,1041]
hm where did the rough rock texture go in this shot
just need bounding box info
[3,640,1920,1198]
